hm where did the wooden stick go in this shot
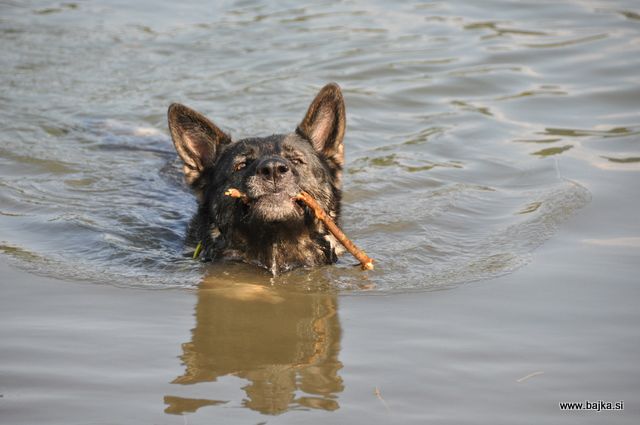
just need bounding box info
[224,188,251,204]
[225,188,374,270]
[294,191,373,270]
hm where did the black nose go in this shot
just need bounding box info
[257,157,291,182]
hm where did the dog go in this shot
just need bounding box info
[168,83,346,275]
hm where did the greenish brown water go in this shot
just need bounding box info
[1,0,639,423]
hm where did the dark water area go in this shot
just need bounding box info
[1,0,639,423]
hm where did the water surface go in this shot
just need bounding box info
[1,0,639,423]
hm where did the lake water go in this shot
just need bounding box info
[1,0,639,423]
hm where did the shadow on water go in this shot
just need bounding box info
[165,268,343,415]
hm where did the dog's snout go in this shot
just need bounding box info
[257,157,291,182]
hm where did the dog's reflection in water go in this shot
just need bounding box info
[165,267,344,415]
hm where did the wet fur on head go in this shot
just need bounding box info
[168,83,347,275]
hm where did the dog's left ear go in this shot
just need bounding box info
[168,103,231,186]
[297,83,346,171]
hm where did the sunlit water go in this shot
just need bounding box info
[1,0,639,423]
[4,0,633,292]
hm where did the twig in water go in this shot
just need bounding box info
[374,386,390,413]
[516,371,544,383]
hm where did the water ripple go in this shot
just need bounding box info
[3,0,636,292]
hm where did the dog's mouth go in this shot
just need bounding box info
[247,191,305,223]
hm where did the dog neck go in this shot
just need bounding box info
[236,223,330,275]
[189,208,335,275]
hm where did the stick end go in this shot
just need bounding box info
[361,261,374,271]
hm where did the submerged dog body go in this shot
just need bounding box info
[168,83,346,275]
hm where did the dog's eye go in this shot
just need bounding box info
[290,158,304,166]
[234,161,247,172]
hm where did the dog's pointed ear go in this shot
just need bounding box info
[168,103,231,185]
[297,83,346,169]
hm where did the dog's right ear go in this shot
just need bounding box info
[168,103,231,185]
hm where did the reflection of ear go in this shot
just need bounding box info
[168,103,231,185]
[297,83,346,170]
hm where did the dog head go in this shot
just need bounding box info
[168,83,346,272]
